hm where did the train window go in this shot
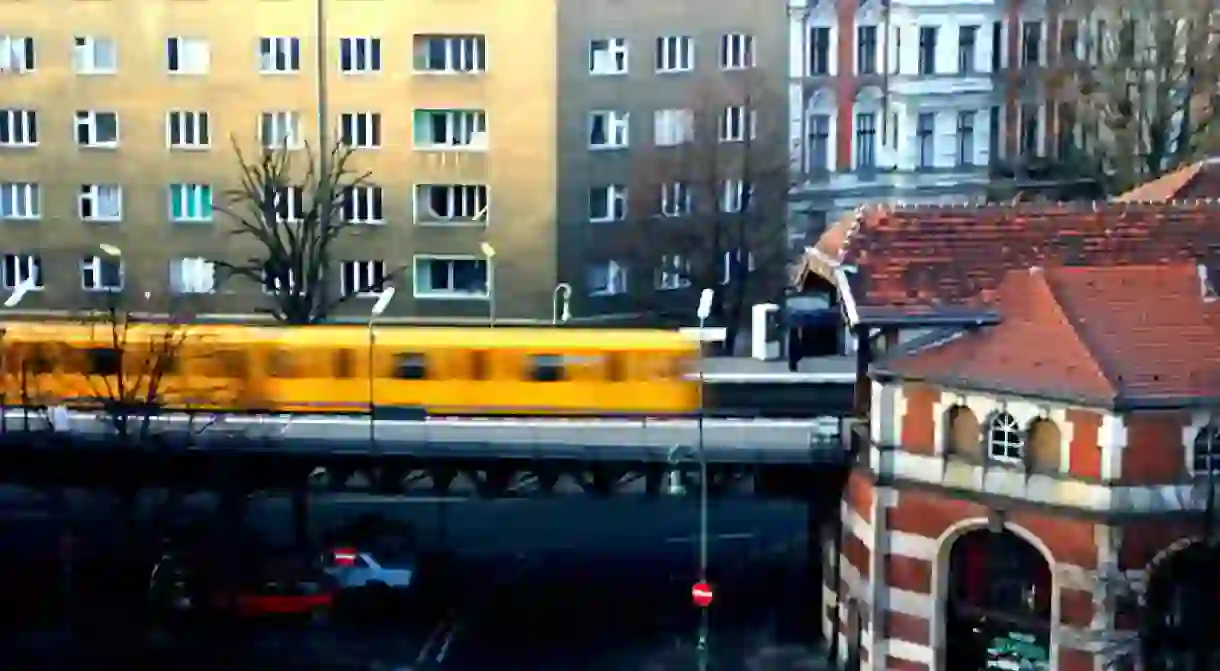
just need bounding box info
[530,354,565,382]
[206,350,246,378]
[393,353,427,380]
[334,349,356,379]
[606,353,626,382]
[268,349,295,378]
[471,350,489,381]
[86,348,122,376]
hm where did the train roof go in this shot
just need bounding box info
[0,322,699,351]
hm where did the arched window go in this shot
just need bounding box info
[1193,424,1220,473]
[946,405,981,457]
[988,412,1024,461]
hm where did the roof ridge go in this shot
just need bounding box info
[1036,268,1124,395]
[886,199,1220,211]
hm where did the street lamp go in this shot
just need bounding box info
[695,287,714,670]
[368,286,396,446]
[552,283,572,325]
[480,242,496,328]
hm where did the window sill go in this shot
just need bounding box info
[416,219,487,228]
[78,144,119,151]
[414,292,489,301]
[171,219,214,224]
[0,143,38,149]
[589,70,628,77]
[82,217,122,224]
[588,218,624,225]
[339,70,383,76]
[258,70,302,76]
[169,145,212,152]
[413,145,487,152]
[167,71,209,76]
[412,69,486,76]
[655,68,693,75]
[588,145,628,152]
[1,216,41,222]
[75,70,118,76]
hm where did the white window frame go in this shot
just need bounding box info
[167,37,210,75]
[589,110,630,149]
[414,35,486,73]
[721,179,753,213]
[415,184,489,225]
[261,111,302,149]
[412,255,490,300]
[169,183,214,223]
[656,254,691,291]
[654,108,693,146]
[589,184,627,223]
[0,109,37,146]
[1,253,42,291]
[660,182,692,217]
[987,412,1025,462]
[342,185,384,224]
[73,36,117,75]
[259,37,300,74]
[75,110,119,148]
[0,182,40,220]
[413,109,488,150]
[339,37,382,74]
[261,266,301,296]
[655,36,694,73]
[589,38,628,75]
[340,112,381,149]
[719,106,757,143]
[587,260,628,297]
[720,33,754,70]
[274,186,305,223]
[721,249,756,285]
[340,259,389,297]
[169,257,217,295]
[78,184,123,222]
[167,110,211,149]
[0,36,35,73]
[80,255,124,293]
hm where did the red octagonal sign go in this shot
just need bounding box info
[692,581,714,608]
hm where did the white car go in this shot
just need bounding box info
[324,547,415,591]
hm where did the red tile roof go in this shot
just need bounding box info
[1115,160,1220,202]
[875,264,1220,407]
[794,201,1220,309]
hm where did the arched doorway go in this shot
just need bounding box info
[1142,541,1220,670]
[945,529,1053,670]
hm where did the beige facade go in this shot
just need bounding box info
[0,0,558,321]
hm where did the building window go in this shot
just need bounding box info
[654,108,694,146]
[589,110,630,149]
[0,182,39,220]
[1,254,41,291]
[660,182,692,217]
[414,35,486,73]
[590,38,628,75]
[1095,20,1108,64]
[0,36,35,72]
[721,249,755,285]
[167,37,209,74]
[808,114,830,172]
[721,180,752,213]
[991,21,1003,71]
[169,184,213,222]
[78,184,122,222]
[167,110,210,149]
[720,33,754,70]
[416,184,488,224]
[413,257,489,298]
[339,112,381,148]
[75,111,119,148]
[81,255,123,292]
[918,27,938,75]
[73,36,116,74]
[261,264,299,296]
[169,257,216,294]
[342,185,384,224]
[1021,104,1039,156]
[259,37,300,73]
[1056,102,1076,158]
[916,113,935,169]
[956,111,975,166]
[1060,20,1079,60]
[587,260,627,297]
[808,27,830,75]
[340,37,381,73]
[988,412,1024,461]
[719,106,756,143]
[1118,21,1135,61]
[413,109,487,149]
[1193,425,1220,473]
[273,186,305,223]
[0,109,37,146]
[656,255,691,291]
[855,113,876,169]
[589,185,627,223]
[655,36,694,72]
[1022,22,1042,66]
[261,111,302,149]
[340,260,388,297]
[857,26,877,74]
[958,25,978,73]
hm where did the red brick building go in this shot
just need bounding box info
[794,201,1220,671]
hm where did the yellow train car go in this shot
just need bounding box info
[0,322,701,417]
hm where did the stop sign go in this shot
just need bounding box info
[692,581,714,608]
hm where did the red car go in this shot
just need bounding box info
[150,548,339,620]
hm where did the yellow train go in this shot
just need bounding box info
[0,322,701,416]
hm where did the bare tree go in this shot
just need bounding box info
[1055,0,1220,194]
[217,139,372,324]
[601,75,792,353]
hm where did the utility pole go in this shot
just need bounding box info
[315,0,330,173]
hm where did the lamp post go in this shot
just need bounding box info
[367,286,396,447]
[694,288,713,670]
[480,242,496,327]
[552,283,572,325]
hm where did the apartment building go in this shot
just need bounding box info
[788,0,1056,243]
[0,0,557,321]
[556,0,792,322]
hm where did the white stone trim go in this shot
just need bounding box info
[1098,413,1127,482]
[844,498,874,552]
[883,638,934,666]
[885,587,935,619]
[891,531,937,561]
[923,387,1077,468]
